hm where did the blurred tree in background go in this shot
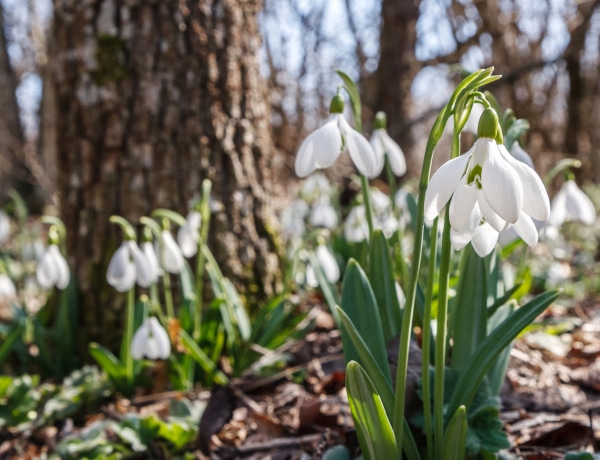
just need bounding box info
[0,0,599,348]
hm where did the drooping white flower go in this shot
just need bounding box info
[425,108,550,256]
[157,230,185,274]
[0,211,10,244]
[130,316,171,360]
[141,241,162,283]
[0,274,16,302]
[548,180,597,227]
[281,199,309,238]
[309,199,338,229]
[306,244,340,287]
[107,240,153,292]
[177,211,202,258]
[370,112,407,177]
[37,244,70,290]
[300,172,334,201]
[295,95,378,178]
[344,205,369,242]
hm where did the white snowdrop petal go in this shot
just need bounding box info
[0,211,10,244]
[316,245,340,283]
[381,130,407,176]
[50,245,70,290]
[128,241,153,287]
[471,223,499,257]
[565,181,596,225]
[369,130,386,177]
[294,136,318,178]
[142,242,161,282]
[340,118,378,177]
[313,118,343,169]
[162,232,185,274]
[177,226,197,258]
[107,243,131,286]
[512,212,538,247]
[149,317,171,359]
[424,154,470,221]
[481,141,522,223]
[478,192,506,233]
[548,188,567,227]
[130,321,149,360]
[510,143,534,168]
[37,249,57,289]
[500,145,549,221]
[449,175,478,231]
[450,228,472,251]
[305,264,318,288]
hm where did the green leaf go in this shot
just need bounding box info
[443,406,467,460]
[336,70,362,130]
[179,329,228,385]
[450,245,487,371]
[447,290,559,415]
[346,361,398,460]
[368,230,401,342]
[0,322,24,367]
[88,343,126,382]
[340,259,390,379]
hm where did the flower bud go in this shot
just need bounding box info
[329,94,345,114]
[477,107,499,140]
[374,111,387,130]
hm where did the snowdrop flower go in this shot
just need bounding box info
[370,112,407,177]
[157,230,185,274]
[177,211,202,258]
[425,108,550,257]
[548,180,596,227]
[295,94,378,178]
[306,245,340,287]
[0,211,9,244]
[300,172,334,201]
[0,273,16,302]
[344,205,369,242]
[130,316,171,360]
[37,244,70,290]
[107,240,153,292]
[141,241,162,283]
[309,199,338,229]
[281,199,309,238]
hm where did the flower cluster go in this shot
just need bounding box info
[425,107,550,256]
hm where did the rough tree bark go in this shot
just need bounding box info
[50,0,282,346]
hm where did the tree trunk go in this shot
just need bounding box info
[0,4,36,209]
[364,0,420,175]
[50,0,282,347]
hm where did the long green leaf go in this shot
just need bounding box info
[368,230,401,342]
[450,245,487,371]
[447,290,559,416]
[340,259,390,378]
[89,343,126,381]
[443,405,467,460]
[179,329,228,385]
[346,361,398,460]
[0,323,24,367]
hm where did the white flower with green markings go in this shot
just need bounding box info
[295,94,378,178]
[549,180,596,227]
[130,317,171,360]
[425,107,550,256]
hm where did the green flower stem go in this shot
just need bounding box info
[434,213,452,459]
[360,174,375,237]
[124,288,135,380]
[194,179,212,342]
[544,158,581,187]
[162,271,175,318]
[385,158,398,211]
[421,216,439,460]
[393,107,445,451]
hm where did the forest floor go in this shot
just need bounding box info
[3,294,600,459]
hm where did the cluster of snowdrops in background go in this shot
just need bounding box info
[283,103,597,292]
[0,88,597,367]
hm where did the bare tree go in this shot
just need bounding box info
[49,0,282,346]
